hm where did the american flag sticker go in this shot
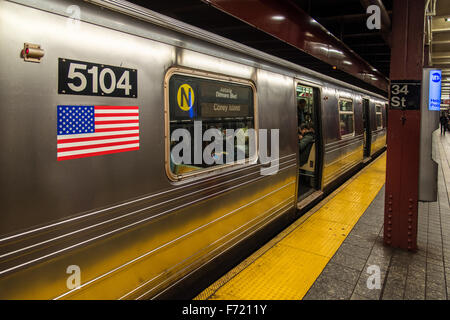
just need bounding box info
[57,105,139,161]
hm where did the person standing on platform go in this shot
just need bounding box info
[440,112,448,136]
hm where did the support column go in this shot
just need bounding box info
[384,0,426,251]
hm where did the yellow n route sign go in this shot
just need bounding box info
[177,84,195,111]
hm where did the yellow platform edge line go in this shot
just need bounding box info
[195,152,386,300]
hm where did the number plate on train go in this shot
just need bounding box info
[58,58,138,98]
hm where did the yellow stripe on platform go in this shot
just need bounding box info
[196,153,386,300]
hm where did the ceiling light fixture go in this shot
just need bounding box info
[271,15,285,21]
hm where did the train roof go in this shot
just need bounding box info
[14,0,388,101]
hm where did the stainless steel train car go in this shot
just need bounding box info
[0,0,387,299]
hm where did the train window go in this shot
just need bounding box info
[165,68,257,181]
[338,99,354,137]
[375,105,383,129]
[296,85,315,128]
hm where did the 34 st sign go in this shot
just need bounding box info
[389,80,421,110]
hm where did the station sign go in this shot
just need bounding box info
[389,80,421,110]
[428,70,441,111]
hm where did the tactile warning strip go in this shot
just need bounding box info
[195,153,386,300]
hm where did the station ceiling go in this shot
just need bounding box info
[129,0,391,96]
[293,0,393,79]
[430,0,450,99]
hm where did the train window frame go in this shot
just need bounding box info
[338,98,355,139]
[375,104,383,129]
[164,67,259,182]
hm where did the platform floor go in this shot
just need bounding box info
[305,132,449,300]
[195,131,450,300]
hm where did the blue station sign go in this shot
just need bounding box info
[429,69,442,111]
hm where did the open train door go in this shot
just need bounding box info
[362,98,371,159]
[296,82,323,208]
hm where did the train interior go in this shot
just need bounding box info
[296,83,321,201]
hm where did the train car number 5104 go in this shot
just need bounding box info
[58,58,138,98]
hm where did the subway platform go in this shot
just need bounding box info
[195,131,450,300]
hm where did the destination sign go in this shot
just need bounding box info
[169,74,253,120]
[199,82,251,102]
[200,103,250,118]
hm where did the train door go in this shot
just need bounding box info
[296,83,322,202]
[362,98,371,158]
[384,103,389,128]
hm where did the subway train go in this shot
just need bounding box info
[0,0,387,299]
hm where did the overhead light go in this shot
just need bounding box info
[271,15,285,21]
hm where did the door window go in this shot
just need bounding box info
[338,99,354,138]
